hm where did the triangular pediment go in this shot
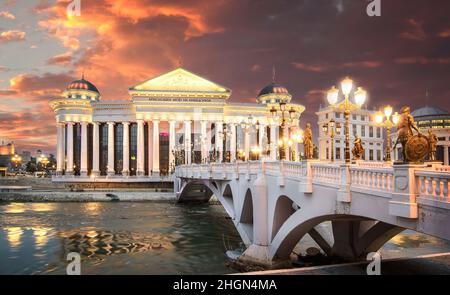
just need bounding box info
[129,68,231,94]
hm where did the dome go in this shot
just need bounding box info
[258,83,289,97]
[67,78,99,93]
[411,106,449,118]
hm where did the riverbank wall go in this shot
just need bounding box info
[0,191,177,202]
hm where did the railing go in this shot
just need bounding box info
[416,168,450,203]
[350,166,394,192]
[311,163,340,185]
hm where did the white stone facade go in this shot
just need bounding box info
[50,68,305,182]
[316,106,384,162]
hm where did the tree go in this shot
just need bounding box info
[26,161,37,173]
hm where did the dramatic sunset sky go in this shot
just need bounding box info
[0,0,449,154]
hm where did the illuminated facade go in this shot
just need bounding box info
[317,106,384,161]
[50,68,305,183]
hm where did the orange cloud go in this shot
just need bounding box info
[438,29,450,38]
[47,52,73,65]
[0,11,15,19]
[0,30,26,43]
[292,62,327,73]
[400,19,426,41]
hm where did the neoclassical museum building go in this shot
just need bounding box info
[50,68,305,185]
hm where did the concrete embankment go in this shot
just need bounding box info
[236,252,450,275]
[0,190,177,202]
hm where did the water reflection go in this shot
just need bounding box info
[60,229,174,258]
[32,227,52,249]
[5,227,23,248]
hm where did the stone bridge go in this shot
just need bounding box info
[174,160,450,267]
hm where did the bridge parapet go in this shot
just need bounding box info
[416,165,450,208]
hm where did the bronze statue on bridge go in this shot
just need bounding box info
[393,106,430,163]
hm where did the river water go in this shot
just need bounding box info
[0,201,449,275]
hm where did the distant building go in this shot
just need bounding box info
[0,141,14,156]
[0,141,15,173]
[316,106,384,161]
[20,151,32,163]
[391,106,450,165]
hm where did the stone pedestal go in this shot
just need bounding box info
[389,164,426,219]
[337,164,351,203]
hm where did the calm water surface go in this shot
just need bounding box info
[0,201,449,274]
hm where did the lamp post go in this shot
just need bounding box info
[11,154,22,171]
[375,106,399,162]
[270,103,298,160]
[327,77,367,163]
[38,154,49,172]
[322,119,341,162]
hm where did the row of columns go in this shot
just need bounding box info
[57,121,164,177]
[56,120,281,176]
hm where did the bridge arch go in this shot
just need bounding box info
[238,188,254,242]
[270,212,404,261]
[271,195,296,240]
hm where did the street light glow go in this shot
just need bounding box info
[341,76,353,96]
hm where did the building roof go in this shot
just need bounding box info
[67,78,100,93]
[411,106,449,118]
[258,83,289,97]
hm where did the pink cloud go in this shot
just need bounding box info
[0,30,26,43]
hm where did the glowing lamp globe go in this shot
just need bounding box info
[327,86,339,105]
[375,112,384,125]
[392,112,400,125]
[354,87,367,106]
[384,105,393,118]
[341,77,354,96]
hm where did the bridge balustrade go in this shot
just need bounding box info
[416,166,450,205]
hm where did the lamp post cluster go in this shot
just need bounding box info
[11,154,22,171]
[270,102,301,161]
[322,119,342,162]
[327,77,367,164]
[375,106,399,162]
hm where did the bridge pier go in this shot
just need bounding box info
[238,169,291,269]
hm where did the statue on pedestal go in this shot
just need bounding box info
[427,129,438,161]
[303,123,314,159]
[352,136,364,160]
[393,106,429,163]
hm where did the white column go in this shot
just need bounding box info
[136,120,145,176]
[259,124,265,158]
[270,123,277,160]
[148,121,153,175]
[200,121,208,162]
[216,121,223,162]
[184,120,192,164]
[80,122,88,176]
[92,122,100,176]
[169,120,176,169]
[152,119,160,175]
[122,122,130,176]
[56,123,64,174]
[444,146,449,166]
[107,122,115,176]
[207,123,212,161]
[230,123,237,162]
[66,122,74,175]
[244,128,250,161]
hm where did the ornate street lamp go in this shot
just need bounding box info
[375,106,398,162]
[11,154,22,171]
[271,103,298,160]
[327,77,367,163]
[323,119,341,162]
